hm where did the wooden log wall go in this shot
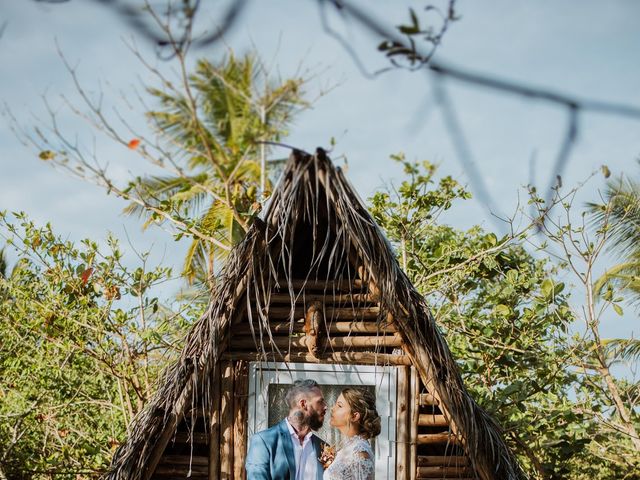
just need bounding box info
[411,368,480,480]
[148,279,479,480]
[226,278,403,360]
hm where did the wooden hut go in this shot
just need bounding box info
[106,150,525,480]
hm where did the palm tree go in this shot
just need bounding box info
[124,53,307,287]
[588,167,640,365]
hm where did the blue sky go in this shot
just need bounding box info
[1,1,639,345]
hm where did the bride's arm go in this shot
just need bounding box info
[354,451,375,480]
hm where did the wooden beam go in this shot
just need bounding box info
[416,465,473,477]
[233,320,397,335]
[274,278,366,291]
[409,366,418,480]
[233,361,249,480]
[174,431,209,444]
[417,478,478,480]
[154,464,209,476]
[221,351,413,366]
[417,414,448,427]
[208,365,222,480]
[417,433,461,445]
[418,393,438,406]
[264,292,376,304]
[417,455,468,466]
[160,455,208,466]
[396,366,410,480]
[230,333,403,350]
[249,306,380,320]
[220,362,234,479]
[331,333,402,348]
[326,321,396,334]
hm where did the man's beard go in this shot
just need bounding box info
[308,410,324,430]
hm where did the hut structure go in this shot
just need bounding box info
[106,150,525,480]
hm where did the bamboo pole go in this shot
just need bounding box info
[233,361,249,480]
[396,366,410,480]
[221,351,413,366]
[220,362,234,479]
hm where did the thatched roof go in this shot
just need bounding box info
[106,149,525,480]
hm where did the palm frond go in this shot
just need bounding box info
[593,260,640,298]
[588,175,640,258]
[147,87,222,159]
[122,173,210,222]
[602,338,640,363]
[182,238,214,287]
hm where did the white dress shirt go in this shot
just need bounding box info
[285,418,318,480]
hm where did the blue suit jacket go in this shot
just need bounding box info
[245,419,325,480]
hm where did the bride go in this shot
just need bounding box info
[323,388,381,480]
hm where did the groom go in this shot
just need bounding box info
[246,379,328,480]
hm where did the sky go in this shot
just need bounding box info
[1,0,639,346]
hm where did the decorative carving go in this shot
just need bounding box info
[304,301,323,358]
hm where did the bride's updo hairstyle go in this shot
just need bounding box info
[341,387,381,439]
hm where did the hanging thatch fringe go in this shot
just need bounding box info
[104,149,525,480]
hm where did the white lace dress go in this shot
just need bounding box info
[324,435,375,480]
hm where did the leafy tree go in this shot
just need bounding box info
[0,212,192,479]
[369,156,639,479]
[529,181,640,477]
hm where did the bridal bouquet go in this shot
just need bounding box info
[319,443,336,469]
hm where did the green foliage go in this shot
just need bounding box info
[588,167,640,309]
[0,212,193,479]
[369,156,639,479]
[126,52,307,286]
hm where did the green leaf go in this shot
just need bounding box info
[613,303,623,316]
[541,278,554,297]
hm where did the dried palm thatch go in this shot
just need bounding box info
[105,149,526,480]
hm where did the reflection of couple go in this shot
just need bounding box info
[246,379,381,480]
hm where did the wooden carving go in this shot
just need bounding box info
[304,301,323,358]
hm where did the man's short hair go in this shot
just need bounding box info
[284,379,320,408]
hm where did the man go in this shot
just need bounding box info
[246,379,328,480]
